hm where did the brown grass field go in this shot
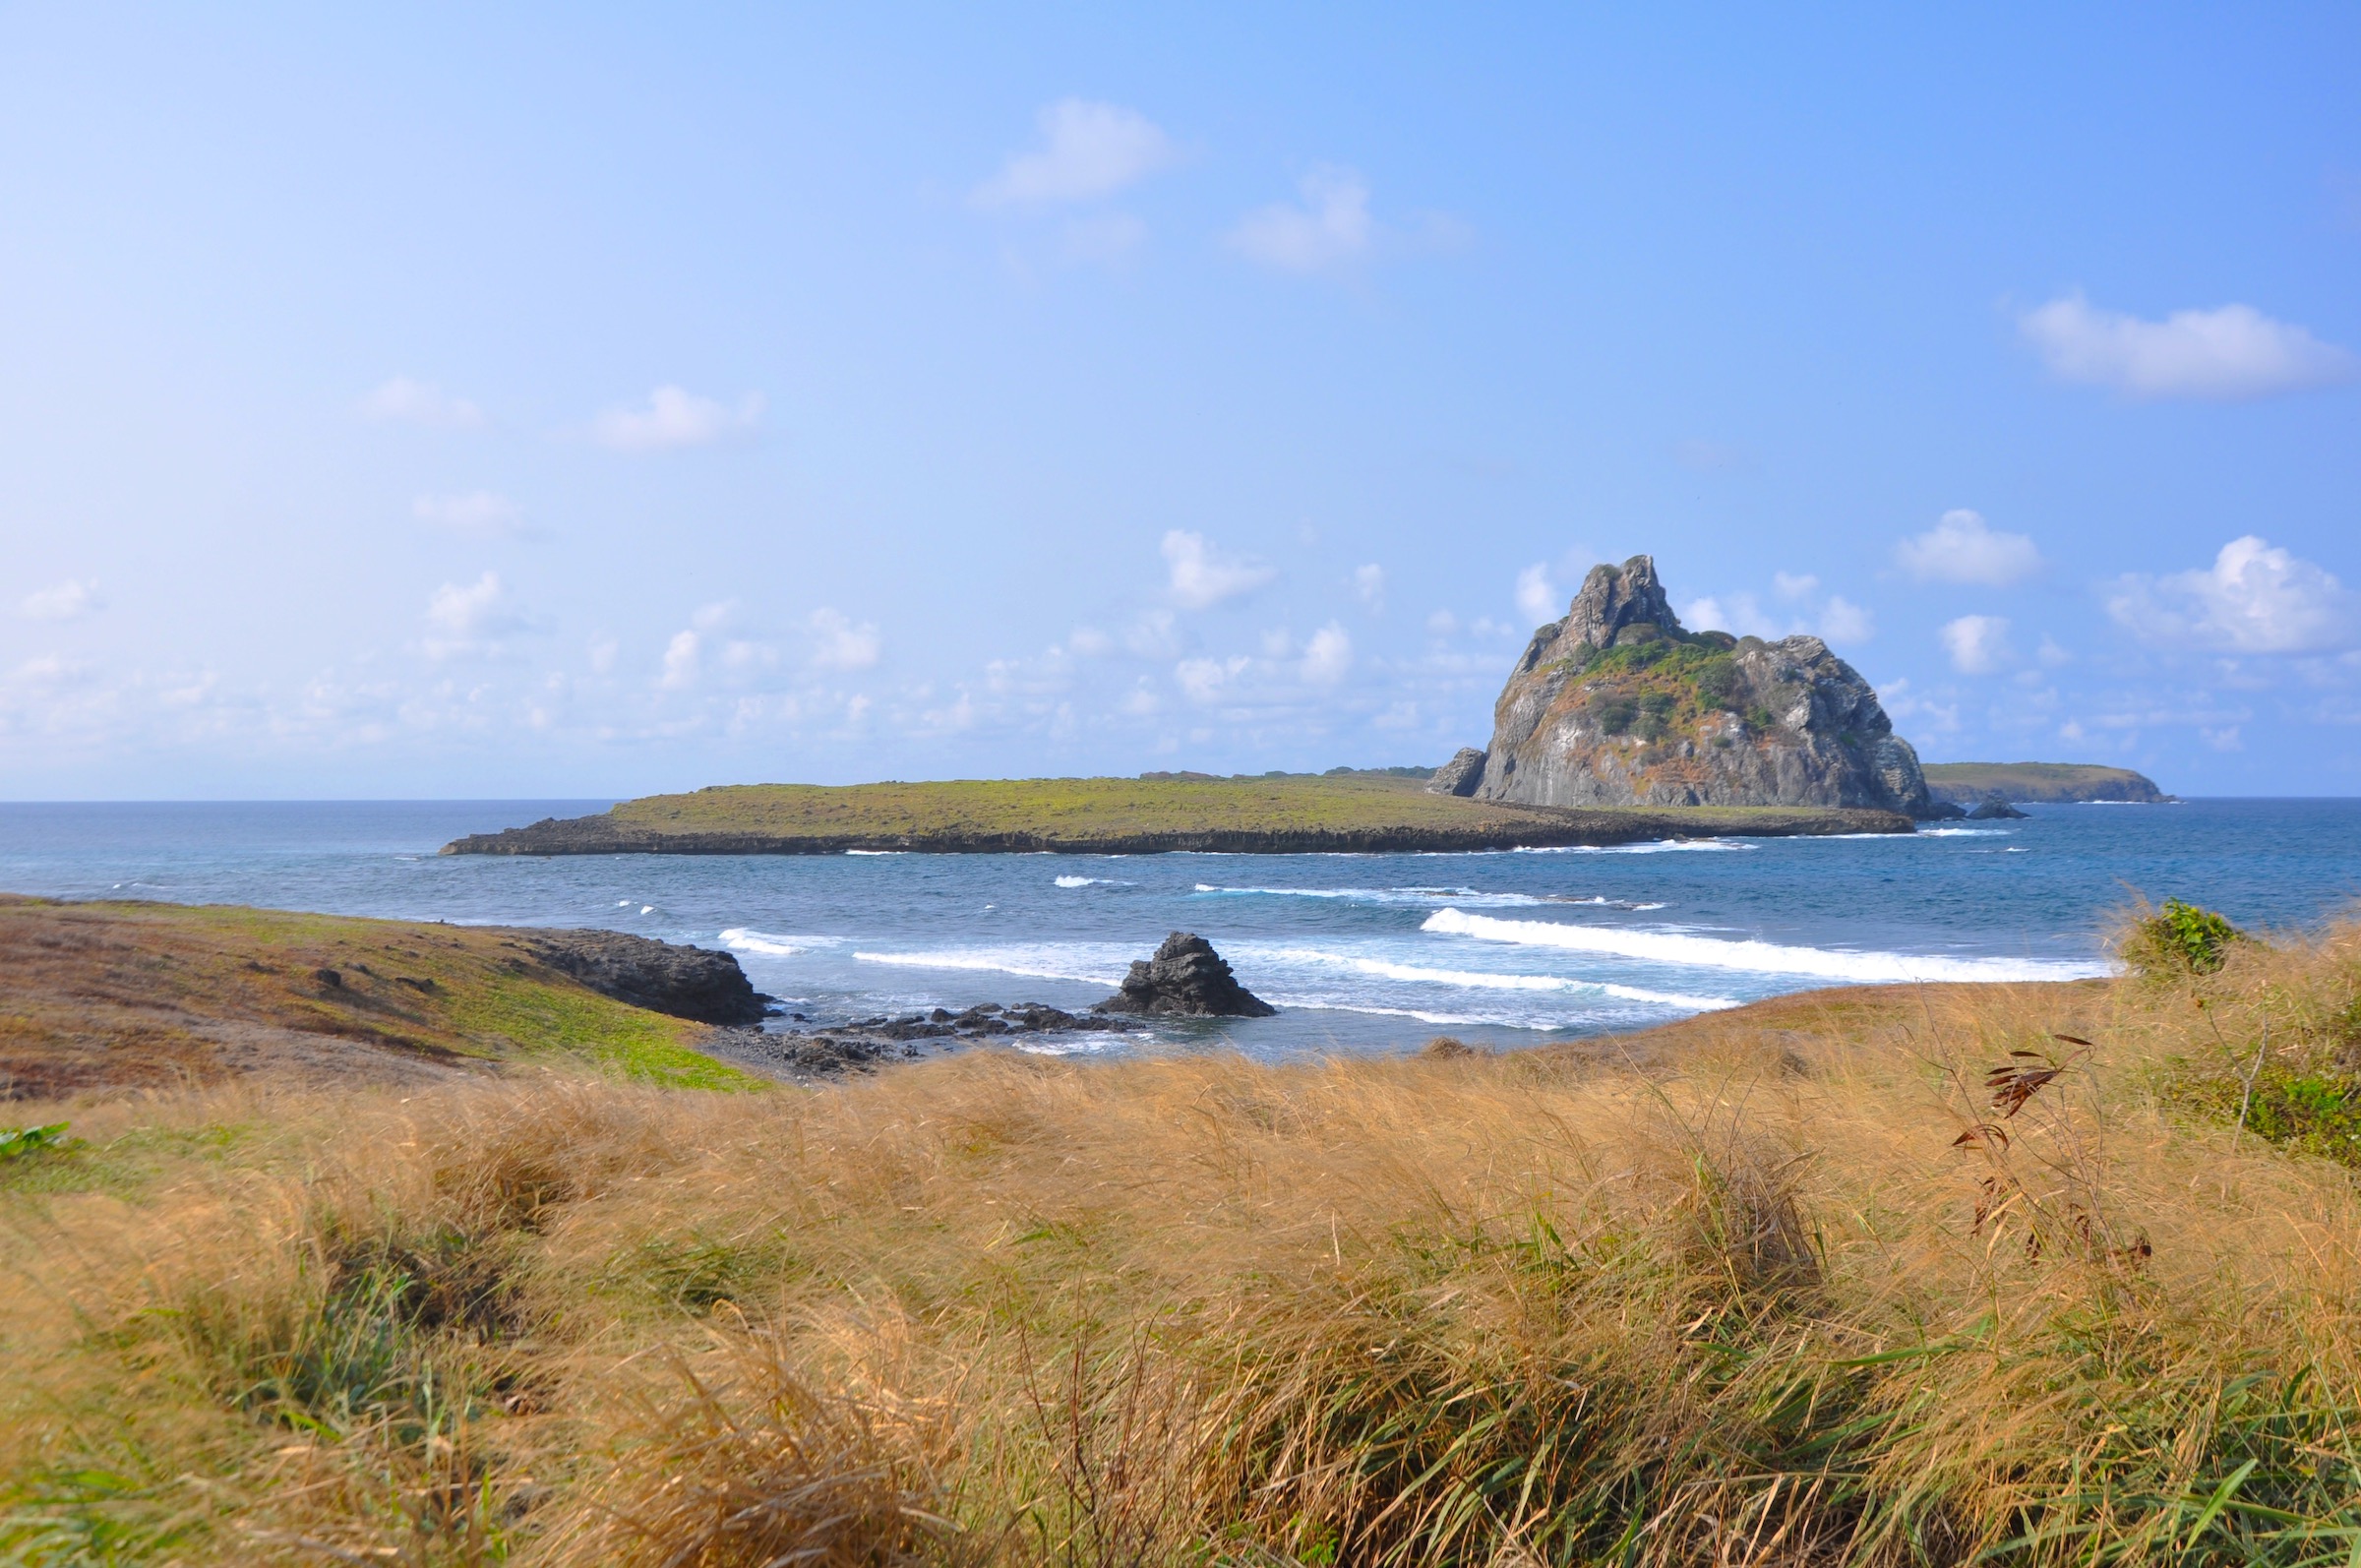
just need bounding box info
[3,899,2359,1563]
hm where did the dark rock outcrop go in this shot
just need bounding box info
[1469,556,1939,818]
[523,930,771,1026]
[1094,933,1277,1018]
[1425,748,1488,796]
[1967,797,2029,820]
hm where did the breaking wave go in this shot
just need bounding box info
[1422,909,2110,984]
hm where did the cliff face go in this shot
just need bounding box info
[1453,556,1939,817]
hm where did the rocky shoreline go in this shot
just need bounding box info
[442,804,1912,857]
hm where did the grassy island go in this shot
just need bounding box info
[5,895,2361,1560]
[1923,761,2171,804]
[442,770,1912,856]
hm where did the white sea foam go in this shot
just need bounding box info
[844,848,904,855]
[1918,827,2012,838]
[1054,874,1129,888]
[1422,909,2110,983]
[1512,839,1754,855]
[1192,882,1550,907]
[852,948,1123,986]
[719,927,823,957]
[1261,946,1737,1011]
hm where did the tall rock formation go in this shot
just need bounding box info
[1448,556,1940,816]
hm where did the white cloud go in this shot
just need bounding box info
[594,386,764,452]
[1125,610,1180,658]
[1819,595,1874,644]
[1259,628,1295,658]
[1301,622,1354,684]
[1426,609,1459,636]
[1227,167,1372,273]
[810,607,881,670]
[412,491,525,536]
[971,99,1179,208]
[2106,535,2357,654]
[1772,572,1819,601]
[1941,614,2011,674]
[1352,563,1386,610]
[1163,530,1275,609]
[659,630,700,689]
[363,377,485,428]
[20,579,99,620]
[1896,510,2042,586]
[423,573,521,658]
[2037,634,2073,667]
[1175,654,1248,704]
[1066,626,1114,657]
[2020,293,2355,400]
[1680,593,1780,639]
[1515,565,1558,625]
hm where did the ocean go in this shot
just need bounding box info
[3,798,2356,1057]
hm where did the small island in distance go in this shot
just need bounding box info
[1921,761,2172,805]
[442,754,2169,859]
[447,554,2170,858]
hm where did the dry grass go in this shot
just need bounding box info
[6,925,2361,1564]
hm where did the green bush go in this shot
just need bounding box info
[1591,695,1638,735]
[0,1123,73,1162]
[2128,899,2244,976]
[1693,657,1739,711]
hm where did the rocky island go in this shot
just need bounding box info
[442,770,1910,857]
[1431,555,1947,817]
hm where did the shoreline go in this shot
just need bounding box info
[441,808,1917,859]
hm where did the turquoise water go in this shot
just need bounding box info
[2,799,2355,1055]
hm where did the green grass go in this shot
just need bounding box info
[0,896,766,1096]
[439,971,762,1091]
[570,771,1888,848]
[1921,761,2167,801]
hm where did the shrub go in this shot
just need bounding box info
[1590,695,1638,735]
[1693,656,1739,711]
[2127,898,2244,975]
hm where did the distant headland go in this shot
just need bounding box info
[441,772,1911,857]
[1920,761,2172,805]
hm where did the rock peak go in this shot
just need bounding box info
[1440,554,1943,818]
[1565,555,1684,650]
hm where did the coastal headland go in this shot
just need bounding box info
[0,894,768,1097]
[441,770,1912,856]
[1921,760,2173,804]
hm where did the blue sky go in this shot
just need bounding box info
[3,4,2357,798]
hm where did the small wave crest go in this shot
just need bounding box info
[1055,874,1129,888]
[1423,909,2108,984]
[719,927,825,957]
[1262,946,1737,1011]
[1512,839,1754,856]
[852,948,1123,986]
